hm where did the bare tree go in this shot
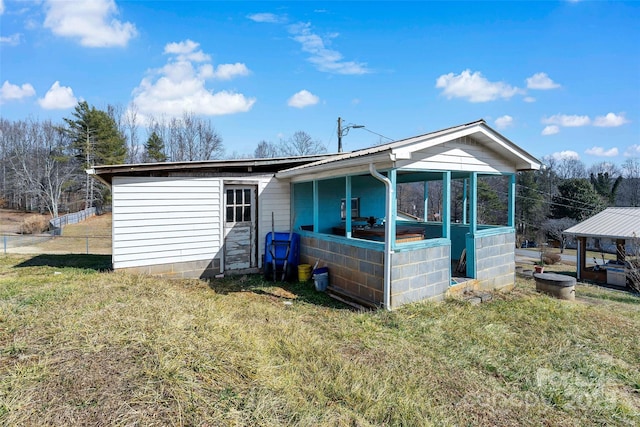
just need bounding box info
[619,158,640,206]
[280,131,327,156]
[540,217,577,253]
[124,102,140,163]
[7,119,78,217]
[164,113,224,161]
[254,140,280,158]
[556,157,587,179]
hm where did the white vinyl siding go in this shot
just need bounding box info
[112,176,222,269]
[223,175,291,267]
[395,139,516,173]
[258,177,291,264]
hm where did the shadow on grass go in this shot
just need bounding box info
[207,274,353,310]
[15,254,112,272]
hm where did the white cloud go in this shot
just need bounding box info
[624,144,640,157]
[585,146,619,157]
[542,114,591,127]
[523,96,536,103]
[494,115,514,129]
[247,13,286,24]
[0,33,20,46]
[0,0,4,15]
[164,40,211,62]
[43,0,137,47]
[37,81,78,109]
[526,72,560,90]
[130,40,255,120]
[593,112,629,127]
[288,22,369,75]
[287,90,319,108]
[435,69,522,102]
[0,80,36,102]
[550,150,580,161]
[211,63,250,80]
[541,125,560,136]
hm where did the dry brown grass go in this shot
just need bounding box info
[18,215,50,234]
[1,255,639,426]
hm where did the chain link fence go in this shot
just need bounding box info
[1,232,112,255]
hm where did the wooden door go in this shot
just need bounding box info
[224,185,257,271]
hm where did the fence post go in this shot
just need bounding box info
[86,236,89,254]
[3,235,6,254]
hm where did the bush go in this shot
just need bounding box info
[542,252,562,265]
[20,215,50,234]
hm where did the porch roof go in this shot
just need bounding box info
[276,120,541,180]
[563,207,640,240]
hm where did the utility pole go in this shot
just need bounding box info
[337,117,343,153]
[337,117,363,153]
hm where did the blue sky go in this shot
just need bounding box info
[1,1,639,166]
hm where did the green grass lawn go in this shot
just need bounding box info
[1,254,639,426]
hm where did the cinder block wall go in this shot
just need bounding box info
[118,258,221,279]
[390,244,451,308]
[474,231,515,290]
[300,235,384,305]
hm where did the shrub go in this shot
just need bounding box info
[20,215,50,234]
[542,252,562,265]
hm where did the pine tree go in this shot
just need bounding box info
[144,131,167,162]
[63,101,127,167]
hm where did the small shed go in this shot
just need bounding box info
[89,119,542,309]
[564,207,640,286]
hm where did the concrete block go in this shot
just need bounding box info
[394,278,411,293]
[410,274,427,290]
[367,249,383,263]
[373,263,384,278]
[359,260,375,275]
[393,251,410,264]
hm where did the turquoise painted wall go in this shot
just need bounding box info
[293,181,313,229]
[292,175,386,234]
[352,175,386,220]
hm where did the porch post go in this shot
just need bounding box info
[345,176,352,238]
[389,169,397,250]
[466,172,478,278]
[507,173,516,227]
[469,172,478,235]
[423,181,429,222]
[313,180,319,232]
[462,179,468,225]
[442,171,451,239]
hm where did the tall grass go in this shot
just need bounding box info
[0,254,638,426]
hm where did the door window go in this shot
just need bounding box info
[226,188,252,223]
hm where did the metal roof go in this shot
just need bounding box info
[276,119,541,179]
[87,154,333,185]
[563,207,640,240]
